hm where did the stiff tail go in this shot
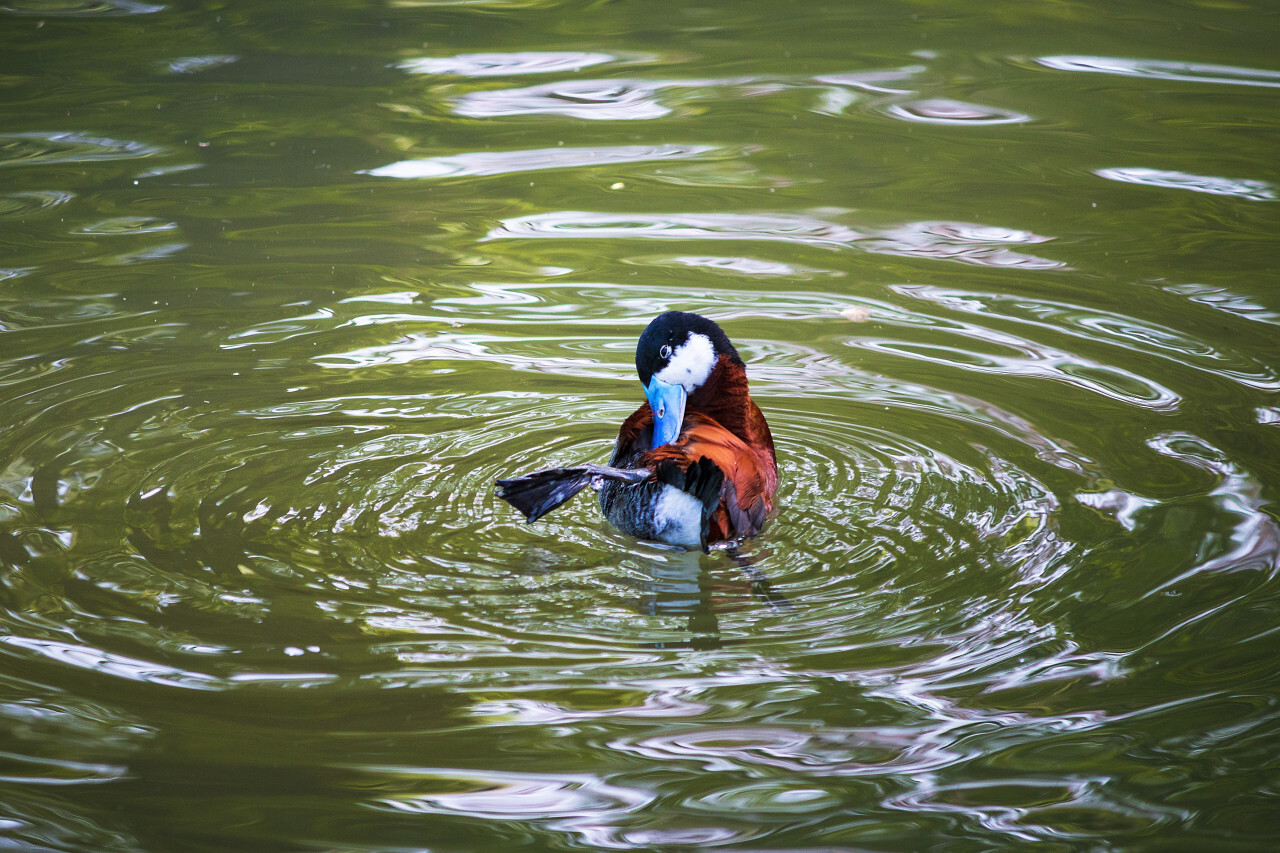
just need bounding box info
[496,464,649,523]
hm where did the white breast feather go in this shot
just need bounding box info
[653,485,704,546]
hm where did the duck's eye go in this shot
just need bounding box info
[659,344,672,359]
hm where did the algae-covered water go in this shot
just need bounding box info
[2,1,1279,849]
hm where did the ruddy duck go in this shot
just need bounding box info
[496,311,777,550]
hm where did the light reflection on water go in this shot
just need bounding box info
[487,210,1068,268]
[0,132,165,166]
[1096,167,1277,201]
[1,0,1279,850]
[361,143,721,179]
[398,50,623,77]
[1037,55,1280,89]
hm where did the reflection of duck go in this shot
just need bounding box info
[496,311,778,550]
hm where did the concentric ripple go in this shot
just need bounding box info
[3,6,1280,849]
[0,316,1083,678]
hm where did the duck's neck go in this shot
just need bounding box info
[687,355,758,442]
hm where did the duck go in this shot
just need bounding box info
[495,311,777,550]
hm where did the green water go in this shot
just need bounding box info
[2,0,1279,849]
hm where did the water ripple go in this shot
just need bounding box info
[313,332,618,379]
[488,210,862,246]
[4,283,1272,849]
[1145,433,1280,590]
[814,66,924,95]
[76,216,179,236]
[851,335,1180,411]
[161,54,238,74]
[1096,167,1276,201]
[365,767,656,849]
[451,78,676,120]
[884,98,1031,125]
[897,285,1280,392]
[688,781,839,814]
[487,211,1067,269]
[0,636,223,691]
[0,750,127,785]
[0,190,75,218]
[1163,283,1280,326]
[0,132,164,167]
[628,254,843,278]
[361,143,717,179]
[470,687,710,724]
[1038,55,1280,89]
[399,51,620,77]
[0,0,163,15]
[864,221,1066,269]
[884,776,1187,840]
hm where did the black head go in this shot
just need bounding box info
[635,311,741,390]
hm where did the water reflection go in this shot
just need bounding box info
[367,766,672,848]
[814,66,924,94]
[864,221,1065,269]
[398,51,619,77]
[314,331,616,378]
[0,132,164,166]
[2,0,1279,849]
[489,211,1067,269]
[452,79,676,120]
[0,190,75,217]
[689,781,838,814]
[0,792,141,852]
[90,241,189,265]
[628,254,842,278]
[443,67,1011,125]
[161,55,238,75]
[1145,433,1280,589]
[489,210,862,246]
[884,98,1031,125]
[75,217,179,236]
[885,776,1186,840]
[1096,167,1276,201]
[0,0,163,15]
[1038,55,1280,88]
[0,636,225,691]
[1163,283,1280,326]
[897,284,1280,391]
[852,333,1180,410]
[361,143,717,179]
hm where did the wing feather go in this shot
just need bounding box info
[640,413,773,540]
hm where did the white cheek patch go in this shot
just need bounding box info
[654,333,715,391]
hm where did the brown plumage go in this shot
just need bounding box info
[608,359,776,542]
[497,312,778,549]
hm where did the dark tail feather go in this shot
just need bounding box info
[496,464,649,523]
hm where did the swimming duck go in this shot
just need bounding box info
[496,311,777,549]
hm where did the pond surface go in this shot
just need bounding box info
[2,0,1279,850]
